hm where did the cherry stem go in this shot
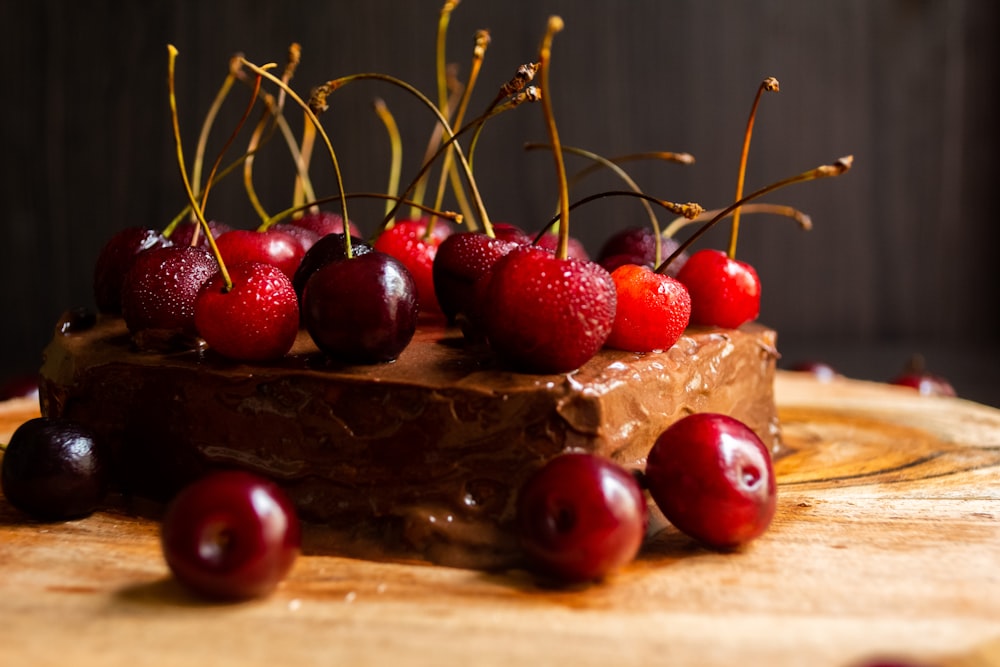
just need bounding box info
[411,67,461,216]
[372,98,403,219]
[468,76,539,167]
[166,45,232,291]
[266,193,462,228]
[525,142,664,264]
[241,57,353,257]
[536,191,702,246]
[430,29,490,235]
[729,76,779,259]
[537,16,569,260]
[662,203,812,239]
[658,155,853,274]
[190,56,240,208]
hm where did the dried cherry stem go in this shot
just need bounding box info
[311,72,490,237]
[567,151,695,190]
[240,58,353,257]
[525,142,665,264]
[536,191,702,244]
[430,29,491,234]
[537,16,570,260]
[373,98,403,218]
[266,194,462,228]
[467,74,539,167]
[166,45,232,290]
[662,203,812,239]
[729,76,779,259]
[658,155,853,274]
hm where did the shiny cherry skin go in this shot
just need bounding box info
[606,264,691,352]
[432,231,521,325]
[890,371,956,397]
[120,245,218,343]
[676,248,761,328]
[160,470,301,601]
[482,245,616,373]
[194,262,300,361]
[291,234,374,299]
[215,229,305,280]
[491,222,533,245]
[373,218,453,317]
[535,231,589,260]
[168,220,233,248]
[271,223,321,255]
[517,452,647,583]
[646,413,776,550]
[597,226,688,276]
[302,251,418,364]
[290,210,362,239]
[1,417,108,520]
[93,227,173,313]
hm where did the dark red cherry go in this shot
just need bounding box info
[1,417,107,520]
[676,248,761,328]
[606,264,691,352]
[789,360,840,383]
[93,227,173,313]
[432,231,521,324]
[302,251,418,364]
[646,413,776,550]
[482,245,616,373]
[215,229,305,280]
[168,220,233,248]
[291,234,374,299]
[373,218,453,317]
[890,372,956,397]
[491,222,533,245]
[160,470,301,601]
[535,231,589,260]
[0,373,40,401]
[516,452,647,583]
[120,246,218,345]
[290,210,362,239]
[194,262,300,361]
[597,227,688,276]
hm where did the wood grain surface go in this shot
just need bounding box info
[0,372,998,667]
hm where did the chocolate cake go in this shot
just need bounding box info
[39,311,779,570]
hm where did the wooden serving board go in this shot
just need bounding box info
[1,373,998,667]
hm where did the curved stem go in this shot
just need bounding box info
[266,193,462,228]
[537,16,568,259]
[729,76,779,258]
[373,98,403,219]
[662,203,812,239]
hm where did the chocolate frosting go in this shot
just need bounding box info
[40,314,780,570]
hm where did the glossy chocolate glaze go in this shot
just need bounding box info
[39,313,780,570]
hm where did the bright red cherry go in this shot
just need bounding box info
[432,231,521,325]
[93,227,173,313]
[290,210,362,239]
[516,452,647,584]
[120,246,218,345]
[491,223,533,245]
[160,470,301,601]
[194,262,300,361]
[215,229,305,280]
[302,251,418,364]
[271,223,321,255]
[482,245,616,373]
[605,264,691,352]
[676,248,761,328]
[646,413,776,550]
[373,218,453,317]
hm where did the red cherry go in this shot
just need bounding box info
[646,413,776,550]
[292,233,375,300]
[194,263,300,361]
[516,452,647,583]
[605,264,691,352]
[0,373,40,401]
[597,226,688,276]
[890,371,956,397]
[302,251,418,364]
[168,220,233,248]
[271,223,321,255]
[290,210,362,239]
[120,246,218,343]
[676,248,761,328]
[373,219,453,317]
[789,360,840,382]
[215,229,305,280]
[432,231,521,325]
[491,222,533,245]
[160,470,301,601]
[482,245,616,373]
[535,231,590,260]
[93,227,173,313]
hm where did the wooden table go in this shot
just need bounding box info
[1,372,998,667]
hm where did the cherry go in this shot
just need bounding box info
[302,251,418,364]
[516,452,647,583]
[270,223,321,256]
[676,248,761,328]
[373,218,453,317]
[491,223,533,245]
[290,210,362,239]
[645,413,776,550]
[1,417,108,520]
[194,262,300,361]
[160,470,301,601]
[605,264,691,352]
[168,219,232,248]
[92,227,173,313]
[890,371,956,397]
[0,373,40,401]
[789,360,840,382]
[291,233,374,300]
[597,226,688,276]
[214,228,305,281]
[120,245,218,345]
[482,245,617,373]
[535,231,589,260]
[432,231,521,325]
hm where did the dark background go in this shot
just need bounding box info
[2,1,998,405]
